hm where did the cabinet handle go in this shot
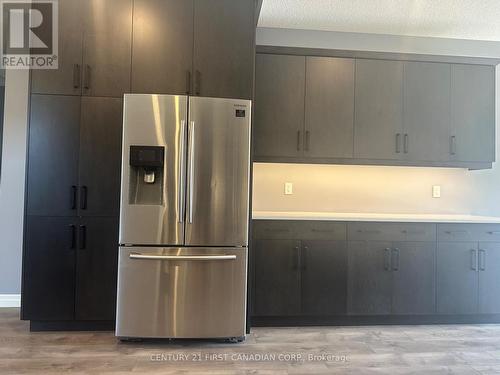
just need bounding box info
[487,231,500,235]
[357,229,381,234]
[73,64,80,89]
[401,229,425,235]
[185,70,191,95]
[311,229,335,233]
[450,135,456,155]
[395,133,401,153]
[292,246,300,270]
[302,246,308,270]
[71,186,77,210]
[195,70,201,96]
[305,131,310,152]
[69,225,76,249]
[84,64,91,90]
[445,230,468,235]
[479,249,486,271]
[296,130,301,151]
[403,134,409,154]
[79,225,87,250]
[80,186,88,210]
[392,248,400,271]
[384,248,391,271]
[470,249,478,271]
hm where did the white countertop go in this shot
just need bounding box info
[252,211,500,224]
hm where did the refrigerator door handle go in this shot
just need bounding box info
[188,120,196,224]
[178,120,187,223]
[129,253,236,261]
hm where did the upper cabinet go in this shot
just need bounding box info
[305,57,354,159]
[450,64,495,163]
[131,0,194,95]
[403,62,451,162]
[132,0,256,99]
[354,59,403,160]
[254,50,497,169]
[32,0,132,97]
[192,0,255,99]
[254,54,305,158]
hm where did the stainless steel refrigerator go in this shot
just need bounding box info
[116,94,251,340]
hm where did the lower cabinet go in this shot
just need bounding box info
[254,239,301,316]
[253,227,348,316]
[348,240,436,315]
[437,241,500,314]
[22,216,119,321]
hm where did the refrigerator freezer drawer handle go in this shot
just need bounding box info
[129,254,237,261]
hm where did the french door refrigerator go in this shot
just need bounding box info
[116,94,251,340]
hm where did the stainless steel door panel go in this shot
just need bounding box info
[186,97,251,247]
[120,94,188,245]
[116,246,247,339]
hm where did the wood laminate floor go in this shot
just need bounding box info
[3,309,500,374]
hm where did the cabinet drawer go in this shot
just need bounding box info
[348,222,436,242]
[253,220,346,240]
[438,224,500,242]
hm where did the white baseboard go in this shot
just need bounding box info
[0,294,21,308]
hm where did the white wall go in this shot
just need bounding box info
[0,70,30,293]
[253,28,500,216]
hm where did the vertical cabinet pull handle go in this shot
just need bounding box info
[471,249,478,271]
[195,70,201,96]
[395,133,401,153]
[305,131,310,152]
[297,130,301,151]
[79,225,87,249]
[186,71,191,94]
[479,249,486,271]
[71,186,77,210]
[84,64,91,90]
[80,186,88,210]
[450,135,456,155]
[73,64,80,89]
[69,225,76,249]
[384,248,391,271]
[392,248,400,271]
[403,134,409,154]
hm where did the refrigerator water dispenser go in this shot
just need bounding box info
[128,145,165,205]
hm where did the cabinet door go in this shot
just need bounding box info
[31,0,84,95]
[392,242,436,314]
[27,95,80,216]
[354,59,404,160]
[348,241,392,315]
[301,240,347,315]
[75,217,119,320]
[450,64,495,163]
[437,242,478,314]
[478,242,500,313]
[193,0,255,99]
[22,216,77,320]
[81,0,132,97]
[79,97,123,217]
[304,57,354,159]
[403,62,451,162]
[254,239,301,316]
[254,54,305,159]
[131,0,194,95]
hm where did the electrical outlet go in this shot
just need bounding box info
[284,182,293,195]
[432,185,441,198]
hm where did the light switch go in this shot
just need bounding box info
[432,185,441,198]
[284,182,293,195]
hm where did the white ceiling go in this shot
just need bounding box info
[258,0,500,41]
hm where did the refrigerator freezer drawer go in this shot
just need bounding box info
[116,246,247,339]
